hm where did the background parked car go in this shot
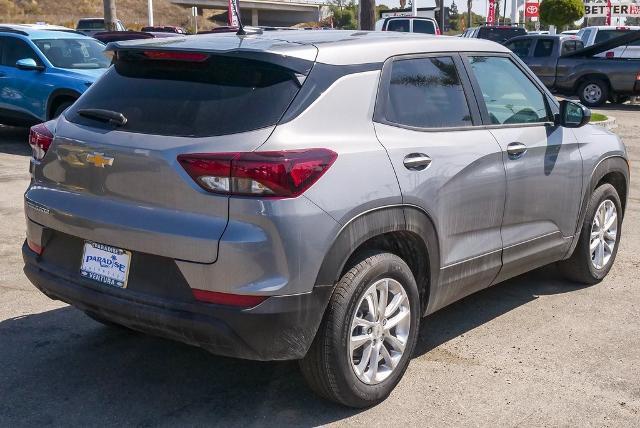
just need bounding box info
[504,32,640,106]
[462,25,527,43]
[577,26,640,58]
[375,16,440,35]
[76,18,126,37]
[140,25,186,34]
[0,24,110,125]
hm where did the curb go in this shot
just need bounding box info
[591,116,616,130]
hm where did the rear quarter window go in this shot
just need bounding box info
[65,53,302,137]
[413,20,436,34]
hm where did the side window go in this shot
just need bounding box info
[2,38,40,67]
[413,19,436,34]
[468,56,550,125]
[561,40,583,55]
[580,29,592,44]
[533,39,554,57]
[384,56,472,128]
[386,19,410,32]
[505,39,533,58]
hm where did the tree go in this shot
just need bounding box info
[539,0,584,29]
[331,6,357,29]
[449,0,460,31]
[103,0,118,31]
[359,0,375,30]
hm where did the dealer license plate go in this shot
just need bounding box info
[80,241,131,288]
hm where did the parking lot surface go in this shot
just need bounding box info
[1,106,638,427]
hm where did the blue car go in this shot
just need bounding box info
[0,24,110,126]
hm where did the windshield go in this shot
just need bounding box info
[34,39,110,69]
[77,20,105,30]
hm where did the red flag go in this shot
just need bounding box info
[487,0,496,24]
[228,0,240,27]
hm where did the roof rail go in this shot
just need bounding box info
[0,26,28,36]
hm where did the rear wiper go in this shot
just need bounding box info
[77,108,127,126]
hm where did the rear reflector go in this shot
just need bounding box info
[192,289,268,308]
[28,123,53,161]
[143,50,209,62]
[605,51,615,59]
[178,149,337,198]
[27,239,43,255]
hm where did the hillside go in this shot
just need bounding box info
[0,0,200,30]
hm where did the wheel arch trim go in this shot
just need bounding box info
[46,89,81,120]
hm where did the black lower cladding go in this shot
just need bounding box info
[22,231,332,361]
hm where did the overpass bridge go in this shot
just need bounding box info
[170,0,324,27]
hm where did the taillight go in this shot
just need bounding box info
[178,149,337,198]
[28,123,53,161]
[636,72,640,81]
[606,51,615,59]
[192,289,268,308]
[436,28,441,35]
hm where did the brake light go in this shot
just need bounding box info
[178,149,337,198]
[436,28,441,35]
[143,50,209,61]
[636,72,640,81]
[28,123,53,161]
[192,289,268,308]
[606,51,615,58]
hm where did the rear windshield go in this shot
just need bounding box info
[413,19,436,34]
[477,27,527,43]
[66,53,302,137]
[594,29,640,46]
[77,20,105,29]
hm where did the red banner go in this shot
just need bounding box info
[488,0,496,24]
[525,2,539,18]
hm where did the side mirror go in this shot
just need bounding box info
[556,100,591,128]
[16,58,44,71]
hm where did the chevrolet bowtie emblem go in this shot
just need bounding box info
[86,152,114,168]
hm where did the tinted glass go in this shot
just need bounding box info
[579,29,591,44]
[34,39,109,69]
[469,56,550,125]
[561,40,583,55]
[505,39,533,58]
[2,37,40,67]
[387,19,410,32]
[533,39,554,57]
[594,29,634,44]
[385,56,472,128]
[66,54,301,137]
[413,19,436,34]
[77,20,105,29]
[477,27,527,43]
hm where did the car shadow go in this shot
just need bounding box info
[0,125,30,156]
[0,264,585,426]
[595,102,640,112]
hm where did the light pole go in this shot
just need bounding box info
[148,0,154,26]
[103,0,117,31]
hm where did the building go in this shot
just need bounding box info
[170,0,324,27]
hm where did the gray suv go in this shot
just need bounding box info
[23,31,629,407]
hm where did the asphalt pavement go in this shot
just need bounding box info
[0,107,638,427]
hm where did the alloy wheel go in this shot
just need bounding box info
[590,199,618,270]
[583,83,603,104]
[349,278,411,385]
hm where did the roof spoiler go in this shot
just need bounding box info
[105,44,315,75]
[563,30,640,58]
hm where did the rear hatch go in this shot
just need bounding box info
[26,41,316,264]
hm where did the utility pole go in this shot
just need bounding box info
[359,0,375,30]
[467,0,472,28]
[148,0,154,26]
[440,0,445,31]
[103,0,117,31]
[412,0,418,16]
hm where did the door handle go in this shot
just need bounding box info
[403,153,432,170]
[507,142,527,159]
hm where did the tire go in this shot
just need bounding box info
[578,79,609,107]
[558,183,622,284]
[300,252,420,408]
[52,101,74,119]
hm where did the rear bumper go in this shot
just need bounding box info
[23,242,332,361]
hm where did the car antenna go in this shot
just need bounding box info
[230,0,246,35]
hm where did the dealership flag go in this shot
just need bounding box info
[487,0,496,24]
[228,0,240,27]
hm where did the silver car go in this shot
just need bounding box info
[23,31,629,407]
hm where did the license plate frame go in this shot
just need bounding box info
[80,241,131,289]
